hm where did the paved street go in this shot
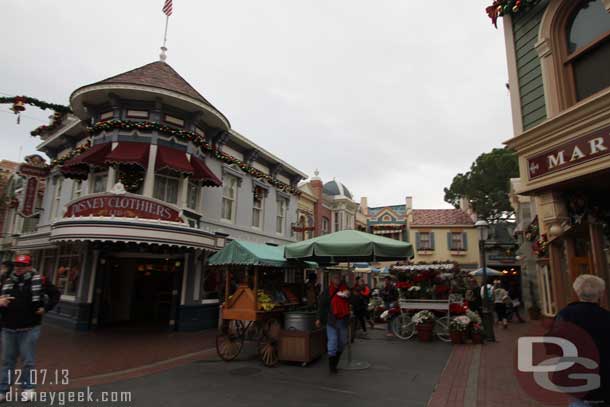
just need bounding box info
[67,328,451,407]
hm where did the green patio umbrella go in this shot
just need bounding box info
[284,230,413,264]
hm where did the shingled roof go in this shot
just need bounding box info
[411,209,474,226]
[94,61,212,106]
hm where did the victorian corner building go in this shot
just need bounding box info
[502,0,610,317]
[2,60,307,331]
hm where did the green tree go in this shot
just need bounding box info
[444,148,519,223]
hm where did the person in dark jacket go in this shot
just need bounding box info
[380,277,398,336]
[316,273,350,374]
[351,286,368,339]
[0,255,46,402]
[547,274,610,407]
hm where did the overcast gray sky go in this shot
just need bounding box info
[0,1,511,209]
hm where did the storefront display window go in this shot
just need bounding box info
[55,244,82,297]
[41,249,57,281]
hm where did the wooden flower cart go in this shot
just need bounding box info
[209,240,321,367]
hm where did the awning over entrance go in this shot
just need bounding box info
[156,146,193,175]
[191,156,222,187]
[61,143,112,178]
[105,142,150,169]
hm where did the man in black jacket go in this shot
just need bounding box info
[0,254,48,402]
[548,274,610,407]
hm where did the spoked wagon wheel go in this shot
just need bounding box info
[434,316,451,343]
[392,314,416,340]
[257,318,281,367]
[216,320,245,361]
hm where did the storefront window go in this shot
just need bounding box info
[41,249,57,281]
[201,265,220,300]
[55,244,82,297]
[154,174,179,204]
[186,181,200,210]
[91,171,107,194]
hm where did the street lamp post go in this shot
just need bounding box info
[475,219,495,343]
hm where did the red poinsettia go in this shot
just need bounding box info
[450,303,466,315]
[434,285,450,295]
[396,281,412,289]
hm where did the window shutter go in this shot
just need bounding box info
[462,232,468,251]
[415,232,421,250]
[430,232,435,250]
[447,232,452,250]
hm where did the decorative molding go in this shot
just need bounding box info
[214,131,230,150]
[270,163,283,179]
[221,164,243,186]
[534,37,552,58]
[244,149,259,166]
[252,179,270,196]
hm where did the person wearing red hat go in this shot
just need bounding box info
[0,254,45,402]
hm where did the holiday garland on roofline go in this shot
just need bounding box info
[485,0,542,28]
[53,119,301,195]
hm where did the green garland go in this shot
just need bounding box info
[84,119,301,195]
[0,96,71,114]
[485,0,542,27]
[51,141,91,167]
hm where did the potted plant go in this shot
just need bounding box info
[464,309,481,340]
[449,315,470,344]
[412,310,435,342]
[470,323,483,344]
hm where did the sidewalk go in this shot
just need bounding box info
[428,320,562,407]
[35,324,217,389]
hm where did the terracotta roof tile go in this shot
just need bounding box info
[411,209,474,226]
[95,61,212,105]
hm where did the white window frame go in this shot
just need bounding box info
[154,174,180,205]
[91,171,108,194]
[276,197,287,235]
[54,244,82,297]
[186,180,200,211]
[51,176,63,220]
[252,192,264,229]
[71,179,83,200]
[221,174,238,223]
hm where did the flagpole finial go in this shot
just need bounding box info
[160,46,168,62]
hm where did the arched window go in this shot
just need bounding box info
[560,0,610,103]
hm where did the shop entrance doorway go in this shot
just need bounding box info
[97,254,183,330]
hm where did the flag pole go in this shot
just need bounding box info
[160,14,169,61]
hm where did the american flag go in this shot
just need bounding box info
[162,0,173,16]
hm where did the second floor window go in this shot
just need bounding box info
[449,232,466,251]
[221,175,238,222]
[417,232,434,250]
[91,172,107,194]
[154,174,179,205]
[51,176,63,219]
[564,0,610,103]
[276,197,287,234]
[252,190,264,228]
[322,217,330,234]
[186,181,200,210]
[71,179,82,200]
[334,213,341,232]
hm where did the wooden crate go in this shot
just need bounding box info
[278,328,324,365]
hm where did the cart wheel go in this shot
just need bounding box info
[258,319,280,367]
[391,314,415,340]
[434,316,451,343]
[216,320,245,361]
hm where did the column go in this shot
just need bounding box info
[143,144,158,197]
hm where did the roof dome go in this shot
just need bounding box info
[323,179,353,199]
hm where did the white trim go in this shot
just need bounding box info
[503,14,524,136]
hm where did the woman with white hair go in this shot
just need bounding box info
[551,274,610,407]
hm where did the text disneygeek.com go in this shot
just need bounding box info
[5,387,132,405]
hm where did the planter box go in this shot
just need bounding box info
[278,329,324,365]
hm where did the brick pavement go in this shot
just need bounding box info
[428,320,569,407]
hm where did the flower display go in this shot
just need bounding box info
[412,310,435,326]
[450,315,471,332]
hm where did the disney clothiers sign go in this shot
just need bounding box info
[64,194,183,223]
[527,125,610,180]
